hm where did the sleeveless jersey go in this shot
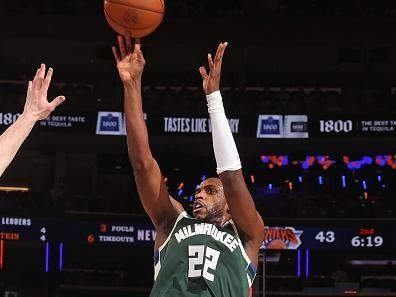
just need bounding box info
[149,212,256,297]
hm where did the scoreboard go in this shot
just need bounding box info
[261,225,392,250]
[0,216,155,247]
[0,215,395,250]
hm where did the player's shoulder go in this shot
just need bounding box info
[176,211,197,224]
[162,210,194,232]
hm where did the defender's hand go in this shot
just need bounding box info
[22,64,65,122]
[199,42,228,95]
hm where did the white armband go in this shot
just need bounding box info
[206,90,241,174]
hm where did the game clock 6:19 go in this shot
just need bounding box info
[351,236,384,248]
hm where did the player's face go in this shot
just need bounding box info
[193,178,228,224]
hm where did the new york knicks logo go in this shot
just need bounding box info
[262,227,303,250]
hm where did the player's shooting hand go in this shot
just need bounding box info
[199,42,228,95]
[113,35,145,83]
[22,64,65,122]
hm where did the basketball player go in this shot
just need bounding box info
[113,35,264,297]
[0,64,65,177]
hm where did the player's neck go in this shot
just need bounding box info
[211,214,231,228]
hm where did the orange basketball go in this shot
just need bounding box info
[104,0,165,38]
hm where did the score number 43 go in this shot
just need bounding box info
[315,231,335,243]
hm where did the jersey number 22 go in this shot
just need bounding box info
[188,245,220,281]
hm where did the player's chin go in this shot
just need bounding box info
[192,209,207,220]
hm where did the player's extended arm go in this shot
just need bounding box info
[112,36,182,231]
[0,64,65,177]
[199,43,264,257]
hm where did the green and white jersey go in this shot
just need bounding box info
[149,212,256,297]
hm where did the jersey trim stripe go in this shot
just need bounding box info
[154,255,161,280]
[248,262,257,276]
[229,220,254,266]
[229,220,257,287]
[154,211,187,281]
[247,272,253,287]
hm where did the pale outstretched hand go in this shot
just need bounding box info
[112,35,146,83]
[199,42,228,95]
[22,64,65,121]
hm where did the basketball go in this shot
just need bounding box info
[104,0,165,38]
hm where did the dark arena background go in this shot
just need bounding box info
[1,0,396,296]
